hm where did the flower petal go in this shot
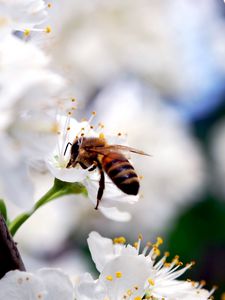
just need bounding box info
[87,232,116,272]
[0,270,46,300]
[37,268,74,300]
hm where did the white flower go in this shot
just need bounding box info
[46,115,139,221]
[0,0,47,36]
[74,231,214,300]
[0,268,74,300]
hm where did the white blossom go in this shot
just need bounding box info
[46,115,139,221]
[0,268,74,300]
[0,0,47,36]
[74,231,214,300]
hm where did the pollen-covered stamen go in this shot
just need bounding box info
[23,25,52,37]
[162,262,194,281]
[154,252,169,270]
[115,271,122,278]
[113,236,126,244]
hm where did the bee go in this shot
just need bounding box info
[65,136,149,209]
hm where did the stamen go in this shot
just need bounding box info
[113,236,126,244]
[115,271,122,278]
[99,133,105,139]
[148,278,155,286]
[106,275,113,281]
[24,29,30,36]
[45,26,51,33]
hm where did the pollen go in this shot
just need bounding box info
[116,271,122,278]
[47,3,52,8]
[113,236,126,244]
[67,127,70,131]
[68,111,72,115]
[153,247,161,256]
[138,233,143,240]
[117,132,122,136]
[164,251,170,257]
[99,133,105,139]
[90,125,94,129]
[71,98,76,102]
[106,275,113,281]
[126,290,132,296]
[148,278,155,286]
[133,242,138,249]
[92,111,97,116]
[45,26,51,33]
[24,29,30,36]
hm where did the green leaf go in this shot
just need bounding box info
[0,199,7,221]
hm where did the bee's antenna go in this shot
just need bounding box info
[64,142,72,156]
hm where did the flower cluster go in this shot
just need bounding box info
[0,0,65,207]
[0,232,214,300]
[0,1,218,300]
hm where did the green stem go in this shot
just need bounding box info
[8,179,87,236]
[9,186,58,236]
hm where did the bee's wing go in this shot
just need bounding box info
[86,145,150,156]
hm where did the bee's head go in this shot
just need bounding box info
[66,139,80,168]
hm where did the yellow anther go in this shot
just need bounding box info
[200,280,206,287]
[117,132,122,136]
[134,286,139,290]
[134,297,142,300]
[81,133,85,137]
[153,247,161,257]
[81,118,87,122]
[81,127,85,131]
[164,262,171,268]
[67,127,70,131]
[68,111,72,115]
[116,272,122,278]
[133,242,138,249]
[99,133,105,139]
[127,290,132,296]
[113,236,126,244]
[148,278,155,286]
[71,98,76,102]
[24,29,30,36]
[90,125,94,129]
[139,175,144,180]
[156,236,163,246]
[71,106,76,110]
[106,275,113,281]
[164,251,170,257]
[138,233,143,240]
[178,261,183,266]
[45,26,51,33]
[92,111,97,116]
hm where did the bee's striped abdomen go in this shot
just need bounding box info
[102,154,139,195]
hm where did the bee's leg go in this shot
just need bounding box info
[95,161,105,210]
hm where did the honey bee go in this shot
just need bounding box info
[66,136,149,209]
